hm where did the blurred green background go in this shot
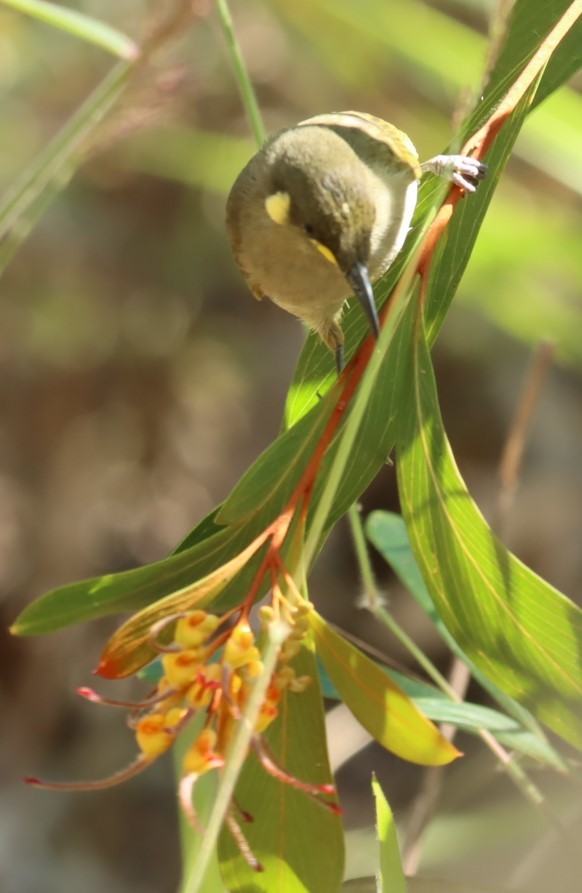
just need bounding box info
[1,1,581,891]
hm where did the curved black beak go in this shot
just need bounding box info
[347,261,380,340]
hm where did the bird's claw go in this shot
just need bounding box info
[421,154,489,193]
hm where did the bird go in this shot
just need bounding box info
[226,111,487,372]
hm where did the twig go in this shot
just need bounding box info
[401,660,466,876]
[481,0,517,94]
[494,341,555,535]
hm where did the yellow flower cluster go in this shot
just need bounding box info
[134,607,312,780]
[25,599,339,870]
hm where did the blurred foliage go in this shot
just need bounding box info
[1,2,581,893]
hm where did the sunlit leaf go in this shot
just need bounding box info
[323,657,566,770]
[486,0,582,109]
[11,516,263,635]
[396,299,582,749]
[365,512,564,749]
[309,610,460,766]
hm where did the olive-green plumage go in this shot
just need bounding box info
[226,111,486,369]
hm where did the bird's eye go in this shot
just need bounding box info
[303,223,315,237]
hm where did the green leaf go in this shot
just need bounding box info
[11,516,263,635]
[406,698,565,769]
[395,298,582,749]
[216,384,337,525]
[94,539,267,678]
[309,610,460,766]
[365,511,567,769]
[218,640,344,893]
[486,0,582,110]
[372,775,407,893]
[0,0,137,58]
[322,655,566,769]
[284,0,582,425]
[422,86,535,343]
[389,671,566,769]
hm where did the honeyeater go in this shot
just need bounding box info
[226,111,487,371]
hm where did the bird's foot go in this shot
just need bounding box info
[421,154,488,193]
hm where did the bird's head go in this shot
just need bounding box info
[264,125,380,339]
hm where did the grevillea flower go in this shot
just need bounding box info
[25,602,340,871]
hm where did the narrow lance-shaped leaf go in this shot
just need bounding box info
[396,297,582,749]
[320,655,567,769]
[365,513,560,735]
[218,639,344,893]
[308,610,460,766]
[10,507,271,635]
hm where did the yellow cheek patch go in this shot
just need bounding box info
[265,191,291,225]
[264,192,339,266]
[310,239,339,267]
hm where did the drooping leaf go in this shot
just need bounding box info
[11,515,263,635]
[309,610,460,766]
[320,657,566,770]
[395,298,582,749]
[365,512,564,754]
[218,639,344,893]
